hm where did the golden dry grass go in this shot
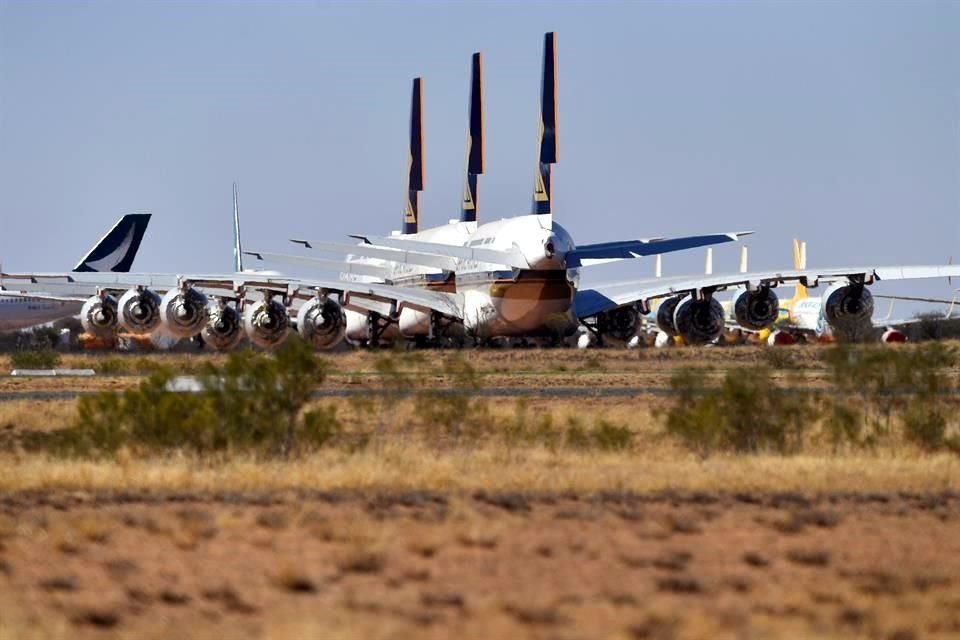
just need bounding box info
[0,446,957,495]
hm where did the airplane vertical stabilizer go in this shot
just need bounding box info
[233,182,243,273]
[461,52,485,223]
[73,213,151,272]
[403,77,425,235]
[532,32,558,217]
[791,238,808,301]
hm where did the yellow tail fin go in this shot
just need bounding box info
[792,238,807,301]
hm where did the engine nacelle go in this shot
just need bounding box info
[824,285,874,333]
[881,328,907,343]
[598,306,640,341]
[298,297,346,350]
[243,298,290,348]
[674,297,725,345]
[80,295,118,339]
[117,288,162,334]
[734,288,780,330]
[656,295,685,336]
[160,287,209,338]
[202,303,243,351]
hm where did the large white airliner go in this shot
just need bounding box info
[0,214,151,332]
[4,33,957,351]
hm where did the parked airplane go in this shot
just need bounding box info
[0,213,151,332]
[9,33,952,351]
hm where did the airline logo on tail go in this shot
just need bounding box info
[73,213,151,272]
[403,77,424,234]
[461,52,484,223]
[531,32,557,216]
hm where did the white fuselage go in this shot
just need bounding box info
[343,214,580,341]
[0,293,82,332]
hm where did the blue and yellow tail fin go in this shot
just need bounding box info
[532,32,558,216]
[403,77,425,235]
[461,52,485,223]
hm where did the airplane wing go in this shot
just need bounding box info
[0,271,465,320]
[363,235,530,269]
[566,232,752,267]
[244,251,393,280]
[291,239,459,272]
[575,264,960,319]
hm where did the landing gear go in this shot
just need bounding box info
[366,311,396,348]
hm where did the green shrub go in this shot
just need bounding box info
[10,347,61,369]
[40,336,337,458]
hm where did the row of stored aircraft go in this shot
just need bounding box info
[2,33,958,351]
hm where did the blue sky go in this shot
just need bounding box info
[1,1,958,308]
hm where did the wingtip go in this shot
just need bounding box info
[290,239,312,249]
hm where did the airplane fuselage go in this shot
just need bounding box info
[0,293,82,332]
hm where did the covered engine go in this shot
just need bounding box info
[160,287,209,338]
[674,297,725,345]
[734,288,780,331]
[597,306,640,341]
[298,297,346,350]
[117,288,162,334]
[243,298,290,348]
[824,285,874,333]
[655,295,685,336]
[202,303,243,351]
[80,294,118,339]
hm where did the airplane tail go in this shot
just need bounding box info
[531,32,558,217]
[403,77,425,235]
[460,52,485,223]
[791,238,808,301]
[73,213,151,272]
[233,182,243,272]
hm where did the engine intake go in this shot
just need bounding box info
[243,299,290,348]
[734,288,780,330]
[298,297,346,350]
[674,297,724,345]
[160,287,209,338]
[598,306,640,341]
[202,303,243,351]
[117,288,162,334]
[80,295,118,339]
[656,295,685,336]
[824,285,874,333]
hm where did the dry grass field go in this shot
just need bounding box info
[1,344,959,638]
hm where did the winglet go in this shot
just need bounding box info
[403,77,425,235]
[461,52,485,223]
[739,245,749,274]
[73,213,151,272]
[704,248,713,275]
[243,251,264,261]
[532,32,558,216]
[290,239,313,249]
[348,234,373,245]
[655,254,662,278]
[233,182,244,272]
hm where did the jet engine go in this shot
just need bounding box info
[598,306,640,341]
[80,294,118,339]
[734,288,780,331]
[674,297,725,345]
[117,288,162,334]
[824,285,874,333]
[160,287,209,338]
[298,297,346,350]
[242,298,290,348]
[656,295,685,336]
[201,303,243,351]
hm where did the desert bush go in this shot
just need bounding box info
[10,346,61,369]
[37,336,337,458]
[414,353,488,438]
[663,366,816,457]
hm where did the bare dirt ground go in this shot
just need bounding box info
[2,490,959,640]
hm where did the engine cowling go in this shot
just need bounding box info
[202,303,243,351]
[881,328,907,343]
[674,297,725,345]
[160,288,209,338]
[598,306,640,341]
[656,295,685,336]
[243,299,290,348]
[117,288,162,334]
[80,295,118,339]
[734,288,780,331]
[824,285,874,333]
[298,297,346,350]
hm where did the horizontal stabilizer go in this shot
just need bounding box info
[244,251,392,280]
[365,235,530,269]
[291,239,459,271]
[567,232,752,267]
